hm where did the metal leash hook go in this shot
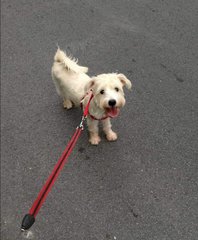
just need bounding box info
[77,116,87,130]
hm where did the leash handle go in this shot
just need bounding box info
[21,94,93,231]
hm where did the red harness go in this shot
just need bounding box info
[89,114,110,121]
[81,92,110,121]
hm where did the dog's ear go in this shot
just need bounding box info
[117,74,132,90]
[85,78,95,93]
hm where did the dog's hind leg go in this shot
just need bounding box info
[63,98,73,109]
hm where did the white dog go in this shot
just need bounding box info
[51,48,132,145]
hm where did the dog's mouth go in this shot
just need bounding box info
[105,107,120,118]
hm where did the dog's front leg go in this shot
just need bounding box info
[87,118,101,145]
[102,118,118,141]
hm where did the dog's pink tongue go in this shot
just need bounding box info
[106,107,120,118]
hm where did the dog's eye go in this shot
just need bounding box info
[100,90,105,94]
[115,87,119,92]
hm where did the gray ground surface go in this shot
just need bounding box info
[1,0,198,239]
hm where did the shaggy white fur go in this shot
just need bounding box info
[51,48,132,145]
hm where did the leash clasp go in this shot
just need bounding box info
[77,116,87,130]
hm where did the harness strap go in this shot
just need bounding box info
[89,114,110,121]
[83,93,94,117]
[81,92,110,121]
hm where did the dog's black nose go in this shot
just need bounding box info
[108,99,116,107]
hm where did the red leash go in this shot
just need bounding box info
[21,94,93,231]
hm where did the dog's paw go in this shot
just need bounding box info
[106,131,118,141]
[63,99,72,109]
[89,135,101,145]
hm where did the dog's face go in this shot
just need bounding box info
[86,73,132,117]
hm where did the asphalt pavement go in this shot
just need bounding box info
[1,0,198,239]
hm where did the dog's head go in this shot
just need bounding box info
[85,73,132,117]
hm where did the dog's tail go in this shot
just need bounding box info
[54,48,88,74]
